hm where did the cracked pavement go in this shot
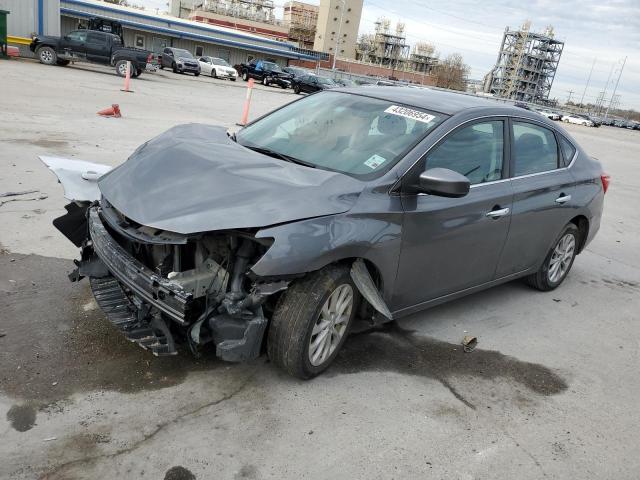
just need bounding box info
[1,60,640,479]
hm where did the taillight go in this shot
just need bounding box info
[600,173,610,194]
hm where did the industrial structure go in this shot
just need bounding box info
[356,19,437,75]
[313,0,363,60]
[283,1,318,50]
[484,21,564,103]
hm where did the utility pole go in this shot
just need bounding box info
[604,56,627,119]
[331,0,346,70]
[579,57,596,107]
[566,90,574,104]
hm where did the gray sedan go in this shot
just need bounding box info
[46,87,608,379]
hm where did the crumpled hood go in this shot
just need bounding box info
[98,124,363,234]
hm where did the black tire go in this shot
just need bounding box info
[194,72,200,77]
[159,64,164,70]
[281,83,287,89]
[211,68,217,78]
[231,77,237,81]
[268,264,360,379]
[37,46,57,65]
[242,71,249,81]
[115,60,129,77]
[56,59,70,66]
[525,223,580,291]
[172,63,177,73]
[294,85,301,94]
[262,76,269,86]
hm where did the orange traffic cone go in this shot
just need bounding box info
[97,104,122,118]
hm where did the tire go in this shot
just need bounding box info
[172,63,177,73]
[37,46,57,65]
[56,59,70,66]
[115,60,129,77]
[211,69,217,78]
[159,65,164,70]
[194,72,200,77]
[242,71,249,81]
[262,76,269,86]
[525,223,580,291]
[281,84,287,89]
[231,77,237,81]
[294,85,301,94]
[268,264,360,379]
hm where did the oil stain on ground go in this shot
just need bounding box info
[0,253,223,404]
[6,404,37,432]
[331,323,568,408]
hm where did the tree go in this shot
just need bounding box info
[433,53,470,91]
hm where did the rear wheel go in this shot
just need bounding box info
[242,71,249,81]
[56,59,70,66]
[262,76,270,86]
[115,60,129,77]
[37,46,57,65]
[268,265,359,379]
[294,85,301,94]
[526,223,579,291]
[194,72,200,77]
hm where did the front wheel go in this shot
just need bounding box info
[242,71,249,81]
[211,69,217,78]
[268,265,359,379]
[262,76,270,86]
[172,63,177,73]
[37,46,57,65]
[194,72,200,77]
[525,223,579,291]
[294,85,301,94]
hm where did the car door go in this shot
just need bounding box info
[393,119,513,312]
[59,30,87,59]
[85,32,110,63]
[199,57,211,75]
[495,119,576,277]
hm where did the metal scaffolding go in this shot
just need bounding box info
[356,19,410,68]
[200,0,277,24]
[485,22,564,103]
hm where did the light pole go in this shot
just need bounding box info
[331,0,346,70]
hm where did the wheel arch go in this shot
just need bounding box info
[569,215,589,253]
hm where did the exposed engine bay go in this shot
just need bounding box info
[66,198,291,361]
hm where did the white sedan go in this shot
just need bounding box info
[198,56,238,81]
[537,110,561,121]
[562,114,594,126]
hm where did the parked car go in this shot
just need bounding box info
[43,88,607,379]
[240,59,293,88]
[282,66,309,79]
[292,74,337,94]
[160,48,200,75]
[537,109,561,121]
[515,102,531,110]
[30,30,152,77]
[334,78,357,87]
[198,56,237,80]
[586,115,601,127]
[562,114,594,127]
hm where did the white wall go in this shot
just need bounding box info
[0,0,60,37]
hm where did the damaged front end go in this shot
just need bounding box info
[60,199,289,361]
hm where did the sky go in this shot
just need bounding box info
[134,0,639,110]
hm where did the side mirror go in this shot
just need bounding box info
[418,168,470,198]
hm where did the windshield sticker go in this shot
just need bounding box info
[364,154,387,169]
[384,105,435,124]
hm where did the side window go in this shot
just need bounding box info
[67,31,87,42]
[86,33,107,45]
[558,136,576,167]
[425,121,504,185]
[512,122,559,176]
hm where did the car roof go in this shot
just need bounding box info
[332,86,527,116]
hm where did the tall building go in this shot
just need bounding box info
[484,22,564,103]
[170,0,203,18]
[284,1,318,50]
[313,0,363,60]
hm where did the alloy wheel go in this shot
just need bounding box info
[40,49,53,64]
[308,284,353,367]
[548,233,576,283]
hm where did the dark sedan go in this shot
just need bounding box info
[292,74,337,94]
[44,88,607,379]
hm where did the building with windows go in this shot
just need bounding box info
[313,0,363,60]
[57,0,318,66]
[283,1,318,50]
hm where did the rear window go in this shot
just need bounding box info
[87,33,107,45]
[559,136,576,166]
[512,122,560,176]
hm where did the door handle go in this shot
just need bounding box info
[555,194,572,204]
[486,207,510,218]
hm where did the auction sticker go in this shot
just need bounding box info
[384,105,435,124]
[364,154,387,169]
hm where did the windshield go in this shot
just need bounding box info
[174,49,194,59]
[263,62,282,72]
[212,57,231,67]
[236,91,445,178]
[317,77,335,85]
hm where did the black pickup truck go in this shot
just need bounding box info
[240,59,293,88]
[30,30,152,77]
